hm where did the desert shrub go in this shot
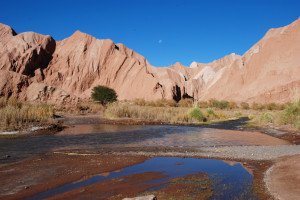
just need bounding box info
[240,102,250,110]
[189,106,205,122]
[7,97,22,108]
[206,108,215,116]
[133,99,147,106]
[165,99,178,107]
[216,111,227,119]
[228,101,238,109]
[105,103,132,118]
[206,108,217,119]
[198,101,209,108]
[248,114,255,120]
[280,101,300,129]
[91,85,117,105]
[251,102,285,111]
[0,97,7,108]
[105,102,235,124]
[171,113,191,123]
[208,99,218,107]
[208,99,229,109]
[76,101,105,114]
[234,112,243,117]
[150,99,177,107]
[147,100,165,107]
[0,102,54,131]
[178,99,194,107]
[218,100,229,109]
[251,102,265,110]
[133,99,177,107]
[260,112,274,123]
[266,103,276,110]
[105,102,196,123]
[278,103,287,110]
[265,103,283,110]
[144,99,177,107]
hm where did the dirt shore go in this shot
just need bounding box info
[0,154,147,200]
[265,155,300,200]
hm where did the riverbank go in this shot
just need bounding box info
[1,98,299,139]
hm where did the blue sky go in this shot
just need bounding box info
[1,0,299,66]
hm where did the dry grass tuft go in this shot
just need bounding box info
[105,102,228,124]
[76,100,105,114]
[105,102,194,123]
[247,100,300,130]
[280,100,300,129]
[0,97,54,131]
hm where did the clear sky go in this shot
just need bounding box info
[1,0,299,66]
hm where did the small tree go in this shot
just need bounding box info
[91,85,117,105]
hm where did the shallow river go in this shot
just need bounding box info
[27,157,257,200]
[0,123,289,199]
[0,124,288,162]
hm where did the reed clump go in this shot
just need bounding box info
[0,97,54,131]
[105,102,226,124]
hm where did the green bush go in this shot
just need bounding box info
[260,112,274,123]
[189,106,205,122]
[91,85,117,105]
[280,101,300,129]
[206,108,218,119]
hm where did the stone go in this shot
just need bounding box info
[123,194,157,200]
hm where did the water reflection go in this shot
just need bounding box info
[27,157,258,200]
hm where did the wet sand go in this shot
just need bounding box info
[46,172,166,200]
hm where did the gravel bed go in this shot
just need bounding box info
[200,145,300,160]
[110,145,300,161]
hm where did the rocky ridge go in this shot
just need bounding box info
[0,19,299,104]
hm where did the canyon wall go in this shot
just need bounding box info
[0,19,299,104]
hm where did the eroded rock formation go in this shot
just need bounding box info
[0,19,299,104]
